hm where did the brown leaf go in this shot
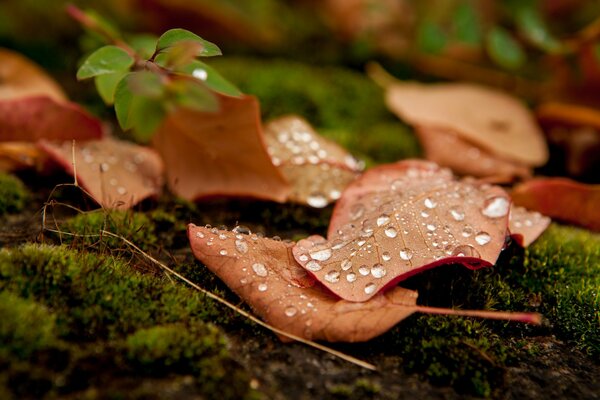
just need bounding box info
[511,178,600,231]
[385,82,548,166]
[152,94,290,202]
[415,125,531,182]
[188,224,540,342]
[263,115,361,208]
[509,206,551,247]
[293,160,511,302]
[0,142,42,171]
[39,137,164,209]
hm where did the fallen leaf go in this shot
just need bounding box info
[293,160,511,302]
[151,94,290,202]
[0,142,42,171]
[415,125,531,182]
[508,206,551,247]
[188,224,539,342]
[263,115,362,208]
[511,178,600,231]
[38,137,164,209]
[385,81,548,167]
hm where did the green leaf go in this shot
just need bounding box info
[77,45,134,80]
[514,5,561,53]
[155,28,222,57]
[486,27,526,70]
[95,71,127,105]
[452,4,481,46]
[127,71,164,98]
[180,61,242,97]
[169,78,219,113]
[130,99,166,143]
[128,34,159,59]
[114,72,166,135]
[417,21,447,54]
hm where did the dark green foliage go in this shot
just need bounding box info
[0,173,28,215]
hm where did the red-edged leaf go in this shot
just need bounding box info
[415,125,531,181]
[293,160,511,302]
[509,206,551,247]
[188,224,540,342]
[151,94,290,202]
[511,178,600,231]
[264,115,361,208]
[385,81,548,166]
[38,137,164,209]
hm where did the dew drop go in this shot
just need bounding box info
[240,278,248,284]
[349,204,365,220]
[358,265,370,276]
[117,186,127,195]
[384,227,398,238]
[232,225,251,235]
[195,231,205,238]
[424,197,437,209]
[420,210,430,218]
[376,214,390,227]
[426,223,437,232]
[309,248,332,261]
[252,263,268,277]
[346,272,357,282]
[219,249,228,256]
[357,240,366,247]
[307,193,328,208]
[305,260,322,272]
[219,233,228,240]
[258,283,268,292]
[400,248,413,260]
[451,244,481,258]
[475,232,491,246]
[324,270,341,283]
[341,259,352,271]
[382,252,392,261]
[235,240,248,254]
[371,264,386,278]
[481,196,510,218]
[450,208,465,221]
[364,282,377,295]
[299,254,309,262]
[285,306,297,317]
[462,225,474,237]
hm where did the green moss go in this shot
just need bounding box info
[0,173,28,215]
[210,57,422,163]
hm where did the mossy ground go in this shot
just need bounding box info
[0,59,598,399]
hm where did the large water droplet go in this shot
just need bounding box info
[324,270,341,283]
[376,214,390,227]
[424,197,437,209]
[481,196,510,218]
[382,252,392,261]
[346,272,357,282]
[232,225,252,235]
[285,306,297,317]
[309,248,332,261]
[475,232,491,246]
[449,208,465,221]
[341,259,352,271]
[349,203,365,220]
[358,265,370,276]
[364,282,377,295]
[371,264,387,278]
[451,244,481,258]
[384,227,398,238]
[258,283,268,292]
[235,240,248,254]
[400,248,413,260]
[252,263,268,277]
[305,260,322,271]
[307,193,328,208]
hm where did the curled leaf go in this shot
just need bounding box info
[293,160,511,302]
[385,81,548,166]
[151,94,290,202]
[415,125,531,181]
[264,115,361,208]
[511,178,600,231]
[508,206,551,247]
[38,137,164,209]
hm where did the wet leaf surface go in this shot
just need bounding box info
[508,206,551,247]
[293,160,511,302]
[39,137,164,209]
[264,115,361,208]
[151,94,290,202]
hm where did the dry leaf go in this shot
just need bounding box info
[0,142,42,171]
[264,115,361,208]
[39,137,164,209]
[152,94,290,202]
[293,160,511,302]
[385,81,548,167]
[415,125,531,182]
[509,206,551,247]
[511,178,600,231]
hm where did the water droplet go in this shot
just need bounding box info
[475,232,491,246]
[462,225,474,237]
[357,240,366,247]
[400,248,413,260]
[235,240,248,254]
[426,223,437,232]
[232,225,251,235]
[117,186,127,195]
[195,231,205,238]
[451,244,481,258]
[219,233,228,240]
[299,254,309,262]
[364,282,377,295]
[421,210,430,218]
[390,179,404,191]
[371,264,386,278]
[481,196,510,218]
[384,227,398,238]
[424,197,437,209]
[382,252,391,261]
[324,270,340,283]
[346,272,357,282]
[100,162,110,172]
[341,259,352,271]
[307,193,328,208]
[285,306,297,317]
[258,283,268,292]
[329,189,341,200]
[449,208,465,221]
[252,263,268,277]
[309,248,332,261]
[305,261,322,271]
[219,249,228,256]
[376,214,390,226]
[358,265,370,276]
[349,204,365,220]
[192,68,208,80]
